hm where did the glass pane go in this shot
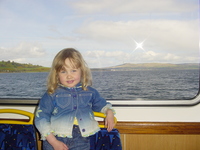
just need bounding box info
[0,0,199,101]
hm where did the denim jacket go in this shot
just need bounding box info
[34,84,113,140]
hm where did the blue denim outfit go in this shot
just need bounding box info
[34,83,112,140]
[43,125,90,150]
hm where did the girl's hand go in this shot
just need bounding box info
[52,140,69,150]
[105,109,115,132]
[46,133,69,150]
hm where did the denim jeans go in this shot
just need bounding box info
[43,125,90,150]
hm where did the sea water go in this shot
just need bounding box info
[0,69,199,100]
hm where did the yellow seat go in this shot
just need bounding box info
[91,112,122,150]
[0,109,37,150]
[93,111,117,128]
[0,109,34,124]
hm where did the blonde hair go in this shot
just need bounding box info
[47,48,92,94]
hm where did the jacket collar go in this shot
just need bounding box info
[58,83,82,91]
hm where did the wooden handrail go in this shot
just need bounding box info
[115,121,200,134]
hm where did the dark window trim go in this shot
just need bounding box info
[0,93,200,107]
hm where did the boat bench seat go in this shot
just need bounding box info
[0,109,122,150]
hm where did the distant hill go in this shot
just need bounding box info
[0,61,50,73]
[93,63,199,71]
[0,61,198,73]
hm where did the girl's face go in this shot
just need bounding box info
[58,58,81,88]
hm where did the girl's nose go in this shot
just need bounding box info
[67,73,72,78]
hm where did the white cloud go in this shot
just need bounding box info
[0,42,46,64]
[76,19,198,54]
[84,50,198,68]
[0,0,199,67]
[70,0,197,14]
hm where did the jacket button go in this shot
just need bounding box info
[74,106,77,109]
[82,129,85,132]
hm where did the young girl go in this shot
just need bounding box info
[34,48,115,150]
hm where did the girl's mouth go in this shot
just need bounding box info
[67,80,74,84]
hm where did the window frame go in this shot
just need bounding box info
[0,0,199,107]
[1,91,200,106]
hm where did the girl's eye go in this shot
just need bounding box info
[60,70,66,73]
[72,69,77,72]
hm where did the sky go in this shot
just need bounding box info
[0,0,199,68]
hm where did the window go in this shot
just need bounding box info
[0,0,199,106]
